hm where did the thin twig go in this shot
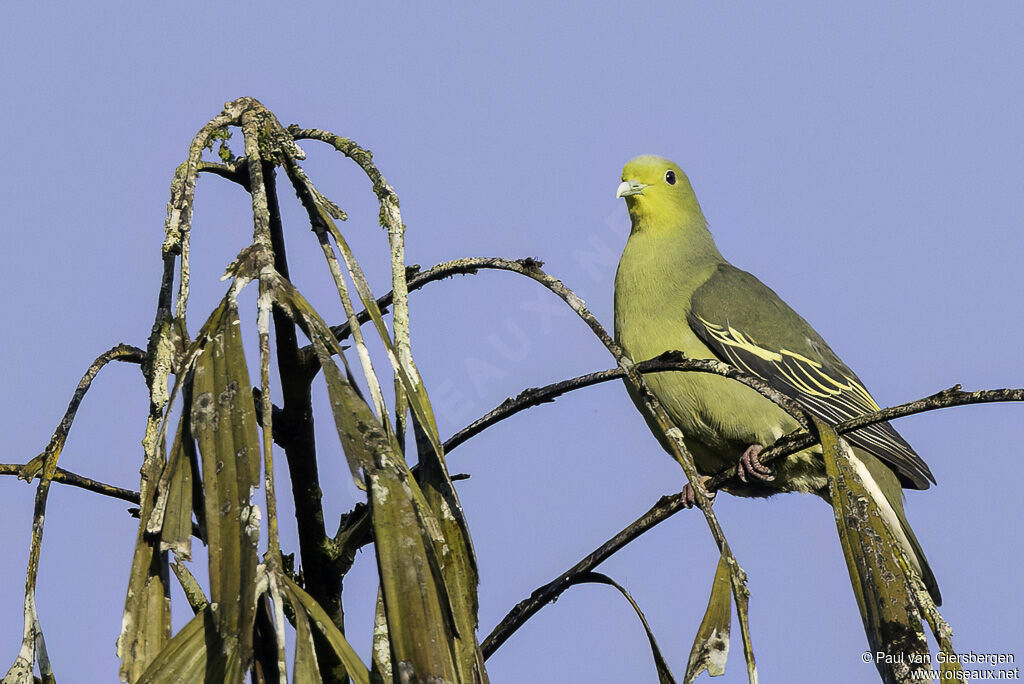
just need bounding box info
[294,256,554,369]
[164,99,253,321]
[196,159,249,188]
[0,464,139,504]
[435,259,744,562]
[480,384,1023,657]
[37,344,145,466]
[13,343,145,486]
[446,353,808,453]
[479,488,681,658]
[171,561,208,615]
[756,384,1024,465]
[8,344,145,679]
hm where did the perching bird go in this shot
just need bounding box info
[613,155,940,607]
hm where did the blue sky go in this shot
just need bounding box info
[1,3,1021,682]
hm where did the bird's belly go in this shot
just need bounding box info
[644,370,787,459]
[619,328,826,496]
[649,370,828,495]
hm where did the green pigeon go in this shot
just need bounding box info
[613,154,940,606]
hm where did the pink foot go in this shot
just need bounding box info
[681,477,715,509]
[737,444,774,483]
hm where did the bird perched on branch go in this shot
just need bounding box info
[612,155,940,607]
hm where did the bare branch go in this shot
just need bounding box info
[0,464,139,505]
[308,255,756,672]
[446,352,808,453]
[298,257,551,368]
[162,99,254,322]
[16,343,145,485]
[480,488,683,658]
[7,344,146,681]
[757,384,1024,465]
[171,561,208,615]
[480,383,1023,657]
[196,159,250,188]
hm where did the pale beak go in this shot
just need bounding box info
[616,180,646,198]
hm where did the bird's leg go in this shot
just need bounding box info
[736,444,775,483]
[681,445,776,507]
[681,476,715,509]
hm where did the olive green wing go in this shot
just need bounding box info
[688,264,934,490]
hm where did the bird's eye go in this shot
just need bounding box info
[665,170,676,185]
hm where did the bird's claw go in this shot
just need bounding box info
[737,444,775,483]
[681,476,715,509]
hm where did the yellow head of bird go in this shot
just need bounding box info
[617,155,704,230]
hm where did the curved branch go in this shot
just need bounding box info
[288,128,399,214]
[161,99,253,320]
[446,352,809,453]
[11,342,147,665]
[20,343,146,484]
[297,257,534,368]
[481,488,683,658]
[316,256,757,672]
[480,383,1024,656]
[327,260,754,548]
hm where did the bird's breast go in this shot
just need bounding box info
[614,239,804,475]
